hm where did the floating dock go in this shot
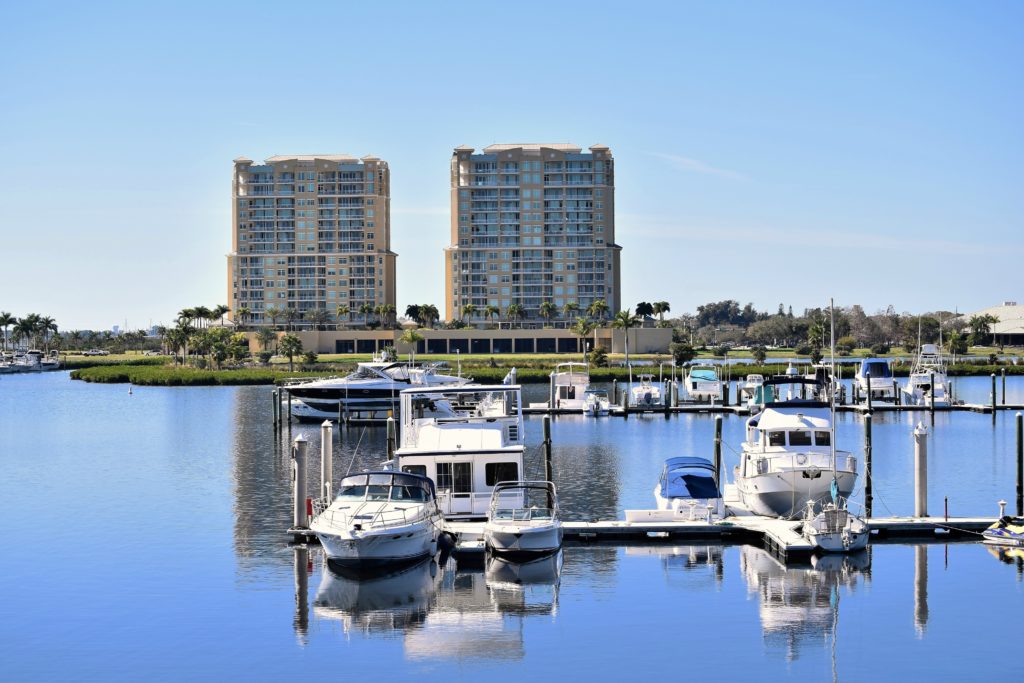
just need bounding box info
[290,515,994,565]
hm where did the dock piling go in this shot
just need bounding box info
[287,389,293,430]
[272,389,279,429]
[723,382,730,406]
[542,415,554,507]
[320,420,333,501]
[864,413,873,518]
[866,372,873,412]
[612,379,618,406]
[713,415,723,491]
[929,372,935,413]
[992,374,997,422]
[292,435,309,529]
[894,380,900,406]
[1017,412,1022,516]
[1002,368,1006,405]
[548,372,556,413]
[386,416,397,460]
[914,422,928,517]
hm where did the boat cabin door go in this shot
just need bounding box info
[437,461,473,515]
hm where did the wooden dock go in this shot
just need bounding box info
[291,515,994,565]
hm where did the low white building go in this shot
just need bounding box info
[963,301,1024,345]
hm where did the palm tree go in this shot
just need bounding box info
[305,308,329,331]
[265,305,282,330]
[39,316,57,351]
[0,312,14,351]
[461,303,477,324]
[571,317,595,355]
[177,308,196,327]
[588,299,609,322]
[405,304,421,325]
[612,309,640,367]
[335,304,351,327]
[381,304,396,328]
[484,304,500,327]
[70,330,84,351]
[256,328,277,355]
[419,304,440,328]
[193,306,213,329]
[236,307,250,330]
[652,301,671,324]
[213,304,230,326]
[635,302,654,326]
[278,333,303,372]
[358,303,373,328]
[562,302,579,323]
[506,303,524,329]
[538,301,556,326]
[399,328,424,364]
[283,307,299,331]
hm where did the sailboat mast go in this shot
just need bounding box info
[830,298,838,489]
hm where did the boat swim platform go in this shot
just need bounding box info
[289,516,995,565]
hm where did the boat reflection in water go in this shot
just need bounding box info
[310,549,562,661]
[624,544,724,588]
[740,546,871,662]
[985,543,1024,578]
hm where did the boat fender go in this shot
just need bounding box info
[305,498,313,518]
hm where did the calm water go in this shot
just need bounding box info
[1,372,1022,681]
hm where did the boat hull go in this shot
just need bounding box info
[484,523,563,560]
[315,520,439,569]
[736,470,856,519]
[806,528,870,553]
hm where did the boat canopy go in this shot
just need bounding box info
[690,368,719,382]
[859,359,892,378]
[755,406,831,431]
[659,457,721,500]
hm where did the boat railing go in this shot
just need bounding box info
[313,500,433,531]
[755,450,856,475]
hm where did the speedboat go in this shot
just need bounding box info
[801,499,870,553]
[310,471,443,569]
[286,354,471,421]
[983,516,1024,547]
[653,456,724,520]
[483,481,562,559]
[855,358,895,401]
[732,401,857,519]
[903,344,950,407]
[531,362,591,411]
[41,351,61,371]
[391,385,525,520]
[685,364,723,402]
[582,388,611,416]
[630,374,662,407]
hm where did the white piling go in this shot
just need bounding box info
[320,420,333,501]
[914,422,928,517]
[292,435,308,529]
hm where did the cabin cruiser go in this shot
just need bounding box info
[685,364,723,402]
[529,362,591,411]
[310,471,443,569]
[652,457,724,520]
[40,350,61,371]
[390,385,525,520]
[733,400,857,519]
[582,388,611,416]
[483,481,563,559]
[13,350,43,372]
[855,358,895,400]
[286,355,471,421]
[801,499,870,552]
[902,344,950,407]
[630,374,662,407]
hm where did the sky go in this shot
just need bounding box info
[1,1,1020,330]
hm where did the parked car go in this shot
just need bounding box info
[82,349,110,356]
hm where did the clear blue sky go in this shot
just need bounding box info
[1,1,1020,330]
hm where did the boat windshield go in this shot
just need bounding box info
[336,473,433,502]
[691,369,718,382]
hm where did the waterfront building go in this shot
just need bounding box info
[961,301,1024,346]
[445,144,621,323]
[228,155,396,326]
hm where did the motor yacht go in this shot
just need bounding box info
[855,358,895,400]
[903,344,950,407]
[582,388,611,416]
[685,364,723,402]
[529,362,591,411]
[630,374,662,407]
[310,471,443,569]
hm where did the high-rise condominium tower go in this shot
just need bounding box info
[228,155,395,326]
[445,144,620,323]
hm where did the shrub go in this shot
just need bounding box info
[751,346,767,364]
[836,336,856,354]
[870,342,890,355]
[794,343,814,356]
[588,345,609,367]
[670,342,696,365]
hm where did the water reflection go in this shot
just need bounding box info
[624,544,724,588]
[740,546,871,662]
[309,549,563,661]
[986,544,1024,577]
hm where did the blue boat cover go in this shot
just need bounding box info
[660,457,721,499]
[690,369,718,382]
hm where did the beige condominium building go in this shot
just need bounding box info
[445,143,621,323]
[228,155,396,326]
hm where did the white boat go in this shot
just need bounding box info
[40,351,61,371]
[733,401,857,519]
[483,481,563,559]
[310,471,443,570]
[287,354,471,420]
[13,350,43,372]
[903,344,950,407]
[392,385,525,520]
[530,362,591,411]
[855,358,895,400]
[582,388,611,416]
[740,374,764,402]
[685,364,723,402]
[801,498,870,552]
[630,374,662,407]
[652,456,724,520]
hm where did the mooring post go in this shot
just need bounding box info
[272,388,279,429]
[621,382,629,416]
[1002,368,1006,405]
[386,415,396,460]
[713,415,723,491]
[864,413,873,518]
[320,420,333,501]
[929,372,935,414]
[723,382,730,407]
[663,382,670,416]
[893,380,900,406]
[612,378,618,406]
[287,389,293,430]
[542,415,554,507]
[991,373,997,422]
[866,371,873,413]
[914,422,928,517]
[548,372,556,413]
[292,435,308,529]
[1016,412,1023,516]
